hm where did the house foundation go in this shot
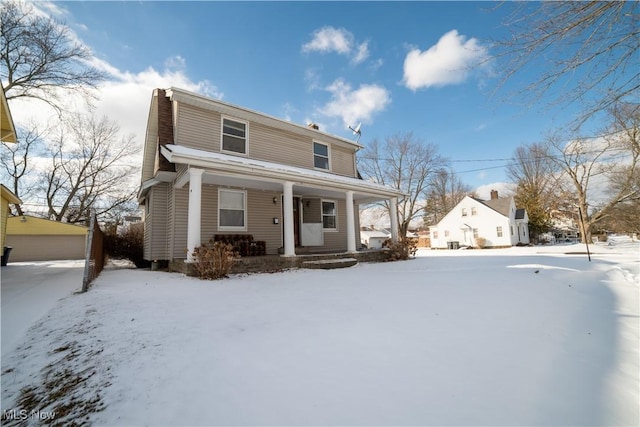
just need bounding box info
[168,249,392,276]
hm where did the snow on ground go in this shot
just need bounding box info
[1,243,638,426]
[1,260,84,357]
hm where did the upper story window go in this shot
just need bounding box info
[218,189,247,231]
[322,200,337,230]
[461,208,468,217]
[222,117,247,155]
[497,226,503,237]
[313,142,330,170]
[471,207,477,216]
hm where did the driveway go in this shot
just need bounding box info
[1,260,84,356]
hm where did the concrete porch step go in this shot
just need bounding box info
[301,258,358,270]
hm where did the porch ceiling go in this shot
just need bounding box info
[163,144,404,203]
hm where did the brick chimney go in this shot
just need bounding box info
[156,89,175,172]
[308,123,319,130]
[490,189,499,200]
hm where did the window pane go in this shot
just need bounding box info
[220,209,244,227]
[322,202,335,215]
[220,191,244,209]
[314,156,329,169]
[314,143,328,156]
[322,215,336,229]
[223,119,245,138]
[223,135,246,154]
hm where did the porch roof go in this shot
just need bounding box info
[160,144,404,203]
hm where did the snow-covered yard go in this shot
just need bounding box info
[1,243,638,426]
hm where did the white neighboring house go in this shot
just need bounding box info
[429,190,530,249]
[360,229,389,249]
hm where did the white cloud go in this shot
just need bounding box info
[302,26,352,54]
[403,30,491,91]
[164,55,186,72]
[302,26,370,64]
[319,78,390,127]
[352,42,370,65]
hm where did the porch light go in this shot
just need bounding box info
[273,197,278,204]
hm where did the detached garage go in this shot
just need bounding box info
[5,215,88,262]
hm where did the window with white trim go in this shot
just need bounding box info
[313,142,330,170]
[497,226,503,237]
[321,200,337,230]
[473,228,479,238]
[444,230,450,237]
[471,207,477,216]
[433,231,438,239]
[222,117,247,155]
[218,189,246,230]
[462,208,468,217]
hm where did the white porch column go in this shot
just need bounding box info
[282,181,296,257]
[390,197,399,242]
[186,168,204,262]
[345,190,356,253]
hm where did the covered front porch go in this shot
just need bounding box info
[160,144,403,263]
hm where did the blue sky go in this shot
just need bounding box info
[15,1,593,195]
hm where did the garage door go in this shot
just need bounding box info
[4,235,87,261]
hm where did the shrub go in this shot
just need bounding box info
[192,239,238,280]
[475,237,487,249]
[383,237,418,261]
[104,222,150,268]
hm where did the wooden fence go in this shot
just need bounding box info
[82,211,105,292]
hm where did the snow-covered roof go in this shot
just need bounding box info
[360,230,389,239]
[162,144,404,200]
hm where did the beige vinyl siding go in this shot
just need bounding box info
[174,102,357,177]
[330,144,356,177]
[321,199,348,252]
[171,186,189,259]
[246,190,284,254]
[145,183,170,260]
[250,122,312,168]
[175,103,220,152]
[201,185,218,241]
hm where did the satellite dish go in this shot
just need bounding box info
[348,122,362,143]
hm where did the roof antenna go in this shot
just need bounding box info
[348,122,362,143]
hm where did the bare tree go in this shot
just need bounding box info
[423,169,471,226]
[0,121,48,215]
[492,1,639,123]
[0,0,105,113]
[506,143,556,241]
[41,114,138,224]
[358,132,448,237]
[548,103,640,242]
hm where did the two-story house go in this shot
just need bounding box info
[429,190,529,249]
[138,88,403,269]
